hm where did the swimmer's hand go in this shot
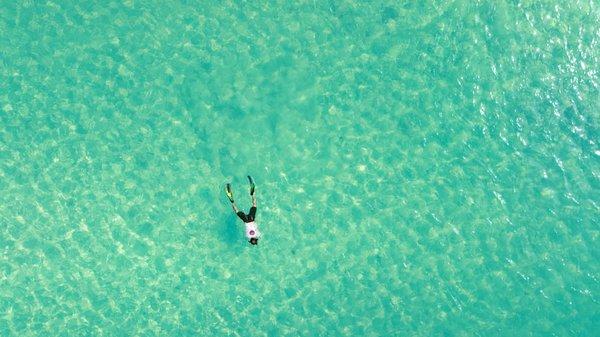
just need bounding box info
[225,183,234,203]
[248,175,255,195]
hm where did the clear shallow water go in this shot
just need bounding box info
[0,0,599,336]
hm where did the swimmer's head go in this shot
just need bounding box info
[249,238,258,245]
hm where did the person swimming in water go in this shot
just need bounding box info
[226,176,261,245]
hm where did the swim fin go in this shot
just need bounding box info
[247,175,255,195]
[225,183,234,203]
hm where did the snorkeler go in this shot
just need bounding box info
[226,176,261,245]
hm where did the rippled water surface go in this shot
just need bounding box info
[1,1,599,336]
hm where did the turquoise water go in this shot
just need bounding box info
[1,0,599,335]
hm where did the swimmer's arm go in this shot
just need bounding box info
[252,194,256,207]
[231,202,239,213]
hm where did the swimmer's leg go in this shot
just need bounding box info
[226,183,242,215]
[247,175,255,195]
[247,175,257,207]
[225,183,234,203]
[236,211,249,222]
[248,206,257,221]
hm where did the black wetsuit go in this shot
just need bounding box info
[236,206,256,223]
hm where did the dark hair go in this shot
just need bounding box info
[249,238,258,245]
